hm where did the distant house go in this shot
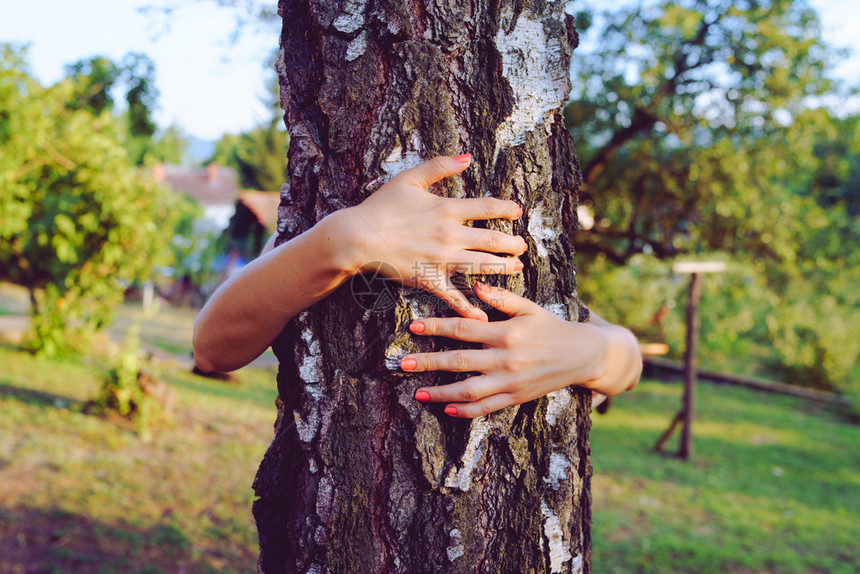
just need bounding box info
[153,163,282,294]
[153,163,241,231]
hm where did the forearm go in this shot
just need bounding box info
[192,210,359,373]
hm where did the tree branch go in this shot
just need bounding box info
[574,226,680,263]
[580,9,724,194]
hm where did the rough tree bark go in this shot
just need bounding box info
[252,0,591,572]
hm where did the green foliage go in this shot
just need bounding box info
[210,124,288,191]
[65,56,119,115]
[567,0,839,262]
[121,53,158,139]
[568,2,859,397]
[0,45,179,355]
[164,193,225,292]
[64,52,171,166]
[121,122,188,167]
[90,325,162,439]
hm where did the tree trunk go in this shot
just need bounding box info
[253,1,591,572]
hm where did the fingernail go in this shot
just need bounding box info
[476,313,488,322]
[515,205,523,217]
[444,406,458,416]
[415,390,431,402]
[514,260,524,272]
[401,357,417,371]
[453,153,472,163]
[409,321,425,334]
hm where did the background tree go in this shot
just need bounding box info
[250,0,591,572]
[566,0,837,262]
[567,0,860,398]
[0,45,180,354]
[65,52,186,166]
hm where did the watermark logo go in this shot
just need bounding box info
[349,261,401,312]
[349,261,509,313]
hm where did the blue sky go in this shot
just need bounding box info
[2,0,857,141]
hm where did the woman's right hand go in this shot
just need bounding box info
[342,154,527,320]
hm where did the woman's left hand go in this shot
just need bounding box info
[400,282,615,418]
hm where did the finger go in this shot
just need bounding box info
[443,393,517,419]
[398,155,471,190]
[446,196,523,222]
[414,374,506,404]
[401,349,496,373]
[462,227,528,255]
[423,279,488,321]
[409,316,495,344]
[449,252,523,276]
[473,282,538,318]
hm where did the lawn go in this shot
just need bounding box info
[0,345,277,573]
[591,381,860,573]
[1,340,858,573]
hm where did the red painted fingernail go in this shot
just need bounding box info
[444,406,458,416]
[415,390,430,402]
[401,357,417,371]
[453,153,472,163]
[514,260,524,272]
[409,321,425,334]
[475,281,491,293]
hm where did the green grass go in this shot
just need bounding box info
[2,329,858,573]
[107,302,200,358]
[0,345,277,573]
[591,381,860,574]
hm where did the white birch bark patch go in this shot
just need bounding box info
[332,0,367,34]
[544,452,571,490]
[528,203,560,258]
[444,416,492,491]
[541,500,573,572]
[494,10,569,154]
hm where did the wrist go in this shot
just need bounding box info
[575,322,610,387]
[318,208,369,277]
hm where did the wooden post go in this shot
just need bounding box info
[655,261,725,460]
[679,272,703,459]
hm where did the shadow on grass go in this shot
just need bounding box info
[0,382,80,410]
[0,506,248,574]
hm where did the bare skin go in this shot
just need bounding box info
[193,155,523,373]
[403,282,641,418]
[193,155,641,416]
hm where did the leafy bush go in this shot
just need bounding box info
[87,325,173,439]
[0,45,180,354]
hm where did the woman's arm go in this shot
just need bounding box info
[193,155,526,373]
[401,282,642,418]
[192,209,360,373]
